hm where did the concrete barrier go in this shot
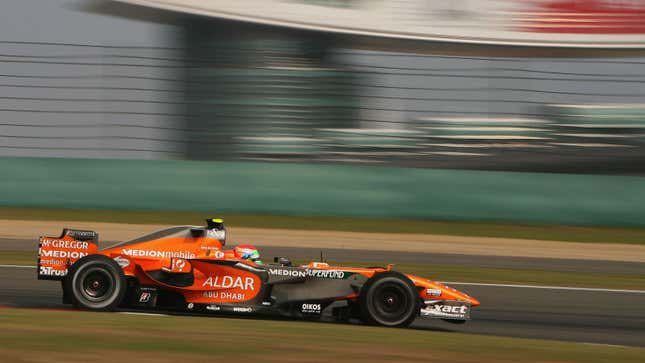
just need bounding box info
[1,157,644,227]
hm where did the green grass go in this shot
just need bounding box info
[0,251,34,266]
[0,308,642,363]
[2,207,645,244]
[6,251,644,290]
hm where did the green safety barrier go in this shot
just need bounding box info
[1,157,644,227]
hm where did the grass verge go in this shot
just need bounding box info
[0,308,642,363]
[5,251,644,290]
[2,207,645,244]
[0,251,35,266]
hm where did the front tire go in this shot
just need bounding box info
[64,255,126,311]
[359,272,419,328]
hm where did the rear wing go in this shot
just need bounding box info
[37,229,99,280]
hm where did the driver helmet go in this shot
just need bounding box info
[234,244,262,265]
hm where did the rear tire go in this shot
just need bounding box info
[359,272,419,328]
[60,279,72,304]
[64,255,126,311]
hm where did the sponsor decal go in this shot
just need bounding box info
[113,256,130,268]
[262,301,272,306]
[200,246,224,259]
[203,291,218,298]
[206,305,221,311]
[306,269,346,279]
[421,303,470,319]
[433,305,468,315]
[220,292,245,300]
[139,292,152,303]
[268,268,347,279]
[39,266,67,277]
[426,289,442,297]
[40,239,90,249]
[39,259,65,266]
[269,268,306,277]
[207,229,226,240]
[39,250,88,259]
[202,291,246,301]
[121,249,195,259]
[136,288,156,305]
[233,307,252,313]
[66,230,96,239]
[202,275,255,290]
[201,247,225,258]
[172,258,187,271]
[187,303,195,310]
[301,303,322,314]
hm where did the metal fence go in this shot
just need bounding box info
[2,40,645,173]
[0,40,186,159]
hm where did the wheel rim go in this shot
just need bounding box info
[78,267,116,302]
[373,283,410,321]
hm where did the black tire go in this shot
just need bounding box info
[60,279,72,304]
[64,255,126,311]
[359,272,419,328]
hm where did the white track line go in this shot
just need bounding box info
[1,265,643,294]
[118,312,169,317]
[582,342,630,348]
[442,281,645,294]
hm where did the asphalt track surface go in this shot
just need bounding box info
[2,239,644,347]
[4,238,645,274]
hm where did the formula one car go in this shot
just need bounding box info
[37,218,479,327]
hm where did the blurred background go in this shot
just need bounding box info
[2,0,645,226]
[4,4,645,356]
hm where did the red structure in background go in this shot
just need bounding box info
[521,0,645,33]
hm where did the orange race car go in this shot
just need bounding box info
[37,218,480,327]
